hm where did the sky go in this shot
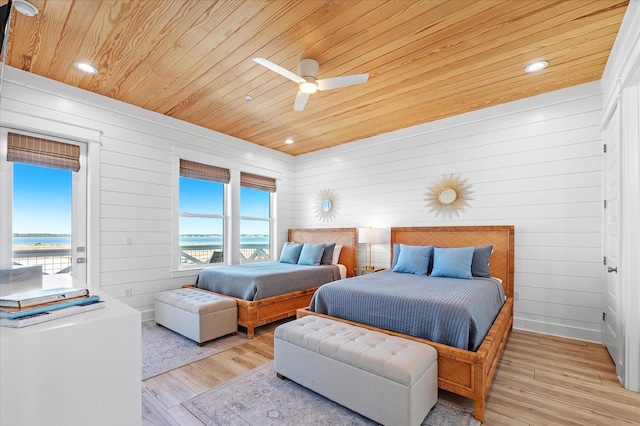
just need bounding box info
[13,163,71,234]
[12,167,270,236]
[177,177,270,236]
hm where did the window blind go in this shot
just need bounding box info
[240,172,276,193]
[7,132,81,172]
[179,159,230,184]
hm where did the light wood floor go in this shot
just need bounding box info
[142,321,640,425]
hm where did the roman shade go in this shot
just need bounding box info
[180,159,230,184]
[7,132,81,172]
[240,172,276,193]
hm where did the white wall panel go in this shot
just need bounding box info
[294,81,605,342]
[100,177,169,197]
[101,191,172,209]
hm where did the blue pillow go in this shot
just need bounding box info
[320,243,335,265]
[279,242,303,264]
[298,243,326,266]
[391,244,433,275]
[431,247,475,279]
[471,245,493,277]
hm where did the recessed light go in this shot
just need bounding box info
[74,62,98,74]
[12,0,38,16]
[525,60,548,73]
[284,138,294,145]
[244,95,253,101]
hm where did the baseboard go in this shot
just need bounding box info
[140,308,155,323]
[513,317,602,344]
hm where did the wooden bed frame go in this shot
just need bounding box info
[188,228,357,339]
[298,225,514,422]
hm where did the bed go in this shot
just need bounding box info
[189,228,357,339]
[298,225,514,422]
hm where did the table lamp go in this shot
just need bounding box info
[358,227,385,270]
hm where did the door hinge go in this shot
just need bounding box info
[604,200,607,209]
[603,256,607,265]
[603,312,607,321]
[604,144,607,153]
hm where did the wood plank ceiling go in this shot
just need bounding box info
[1,0,629,156]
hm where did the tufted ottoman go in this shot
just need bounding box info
[274,316,437,426]
[155,288,237,346]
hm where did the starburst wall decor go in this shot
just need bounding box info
[315,189,338,222]
[424,174,474,219]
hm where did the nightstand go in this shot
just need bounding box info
[354,267,387,276]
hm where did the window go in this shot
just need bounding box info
[1,131,87,284]
[179,160,229,268]
[240,172,275,262]
[13,163,73,275]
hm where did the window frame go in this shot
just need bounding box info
[171,147,279,275]
[239,185,274,263]
[177,174,228,271]
[0,128,89,285]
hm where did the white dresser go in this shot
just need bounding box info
[0,286,141,426]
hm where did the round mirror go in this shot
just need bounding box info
[438,188,458,204]
[425,174,474,219]
[316,189,338,222]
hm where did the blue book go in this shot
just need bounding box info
[0,300,106,328]
[0,295,100,319]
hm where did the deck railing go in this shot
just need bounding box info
[180,244,270,265]
[12,248,72,276]
[12,244,271,275]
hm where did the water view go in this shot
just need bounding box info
[14,236,71,246]
[13,235,270,246]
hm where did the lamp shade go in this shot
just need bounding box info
[358,227,385,244]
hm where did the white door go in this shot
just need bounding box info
[603,102,622,382]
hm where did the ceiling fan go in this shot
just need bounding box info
[253,58,369,111]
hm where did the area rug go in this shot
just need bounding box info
[183,361,480,426]
[141,320,251,380]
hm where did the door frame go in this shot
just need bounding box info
[601,97,623,383]
[620,79,640,392]
[0,110,102,288]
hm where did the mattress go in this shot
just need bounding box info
[196,261,341,301]
[309,270,505,351]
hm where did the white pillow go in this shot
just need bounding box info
[332,245,343,264]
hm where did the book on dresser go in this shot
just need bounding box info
[0,287,90,308]
[0,295,101,319]
[0,299,105,328]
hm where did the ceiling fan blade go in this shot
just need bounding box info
[253,58,305,84]
[317,73,369,91]
[294,91,310,111]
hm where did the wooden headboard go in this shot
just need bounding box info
[391,226,514,296]
[288,228,357,277]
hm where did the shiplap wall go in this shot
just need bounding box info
[294,82,604,343]
[0,67,606,341]
[0,67,296,321]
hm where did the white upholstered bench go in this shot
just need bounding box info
[155,288,237,346]
[274,316,438,426]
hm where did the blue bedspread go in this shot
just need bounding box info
[196,261,341,301]
[309,270,505,351]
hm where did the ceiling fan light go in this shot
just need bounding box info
[525,60,548,73]
[299,81,318,94]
